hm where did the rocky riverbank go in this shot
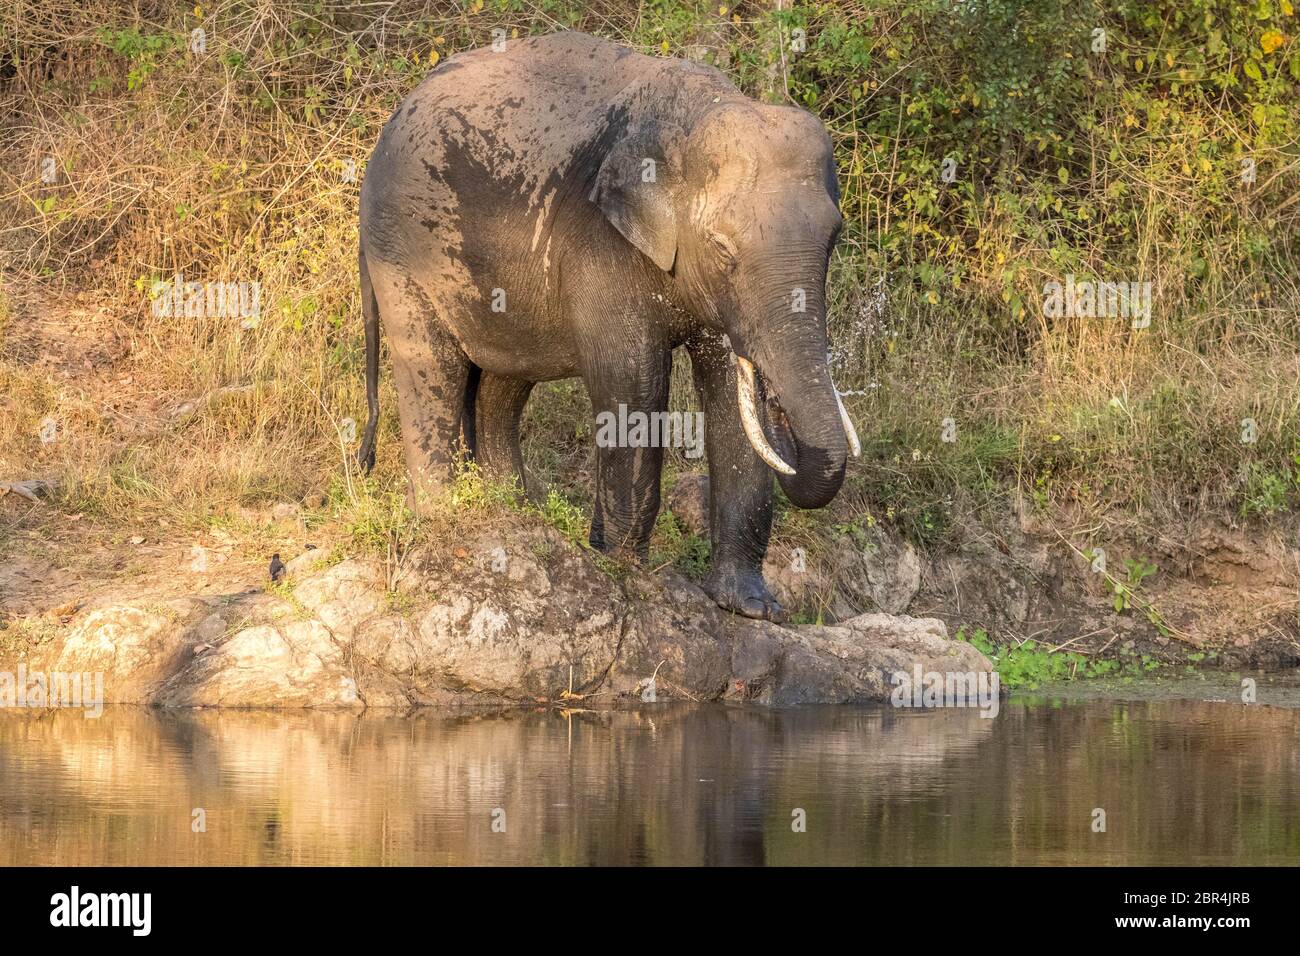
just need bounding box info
[0,522,993,709]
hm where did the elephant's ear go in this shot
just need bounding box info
[590,118,684,272]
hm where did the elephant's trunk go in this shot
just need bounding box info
[730,262,854,509]
[757,353,851,510]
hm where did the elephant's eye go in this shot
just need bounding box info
[707,231,738,263]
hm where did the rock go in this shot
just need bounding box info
[821,528,922,617]
[840,611,991,672]
[761,527,922,621]
[157,620,358,708]
[284,548,326,578]
[402,532,622,697]
[929,551,1030,625]
[193,613,226,643]
[0,521,991,709]
[616,570,739,699]
[1186,525,1295,588]
[667,473,710,537]
[293,559,386,639]
[52,605,187,701]
[857,532,922,614]
[45,600,80,623]
[763,544,824,612]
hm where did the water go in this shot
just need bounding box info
[2,691,1298,865]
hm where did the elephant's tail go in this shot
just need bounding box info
[357,247,380,474]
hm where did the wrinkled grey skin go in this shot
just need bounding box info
[358,31,846,622]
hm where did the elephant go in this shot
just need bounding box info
[357,30,858,622]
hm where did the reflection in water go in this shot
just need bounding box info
[1,699,1297,865]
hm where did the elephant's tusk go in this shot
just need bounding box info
[735,357,797,476]
[833,384,861,458]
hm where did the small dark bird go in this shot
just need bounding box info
[269,553,286,582]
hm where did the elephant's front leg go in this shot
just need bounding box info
[687,333,786,623]
[584,350,672,562]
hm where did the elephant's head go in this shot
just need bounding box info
[592,99,857,508]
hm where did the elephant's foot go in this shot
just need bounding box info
[705,564,788,624]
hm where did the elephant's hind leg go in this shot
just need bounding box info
[475,373,534,491]
[585,351,672,563]
[368,264,472,512]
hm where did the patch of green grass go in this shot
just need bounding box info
[1112,556,1158,614]
[384,589,417,615]
[1240,451,1300,517]
[330,474,417,551]
[833,419,1021,547]
[957,627,1122,689]
[650,510,710,579]
[265,580,310,618]
[536,487,589,545]
[789,606,827,626]
[415,463,631,578]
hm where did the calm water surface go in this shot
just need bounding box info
[2,688,1298,865]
